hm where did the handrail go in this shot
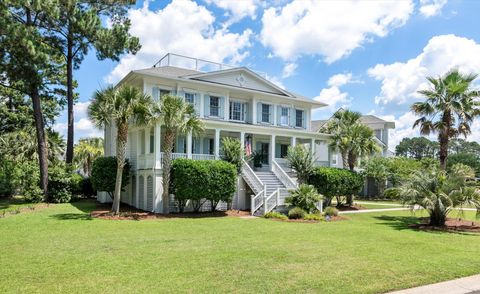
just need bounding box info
[250,189,265,216]
[264,189,278,214]
[272,159,297,189]
[241,158,264,194]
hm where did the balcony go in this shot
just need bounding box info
[136,152,217,170]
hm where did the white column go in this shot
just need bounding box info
[155,123,161,169]
[240,131,245,151]
[215,129,220,159]
[199,93,204,118]
[252,97,257,124]
[270,134,275,170]
[224,94,229,120]
[311,138,315,156]
[187,131,192,159]
[291,136,296,147]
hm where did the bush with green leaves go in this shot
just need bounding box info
[324,206,339,217]
[17,161,43,203]
[47,163,73,203]
[285,184,322,213]
[171,158,237,212]
[221,137,243,172]
[286,145,314,184]
[308,167,363,206]
[447,153,480,176]
[288,207,306,219]
[70,173,84,195]
[0,158,15,197]
[264,211,287,220]
[91,156,130,200]
[304,213,323,221]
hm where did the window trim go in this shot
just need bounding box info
[260,103,272,124]
[209,96,220,117]
[279,106,290,126]
[294,108,305,128]
[184,92,195,105]
[229,100,246,122]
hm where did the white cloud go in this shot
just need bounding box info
[379,111,420,148]
[282,62,297,78]
[368,34,480,105]
[266,75,286,89]
[205,0,260,25]
[260,0,413,63]
[313,73,353,112]
[106,0,253,83]
[419,0,448,18]
[53,101,103,141]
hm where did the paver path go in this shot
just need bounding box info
[387,274,480,294]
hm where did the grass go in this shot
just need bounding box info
[0,196,42,214]
[1,199,480,293]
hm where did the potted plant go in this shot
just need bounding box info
[252,151,263,170]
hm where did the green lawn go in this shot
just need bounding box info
[0,196,41,214]
[1,200,479,293]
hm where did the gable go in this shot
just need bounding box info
[184,69,290,96]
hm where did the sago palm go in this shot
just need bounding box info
[321,109,362,169]
[412,69,480,170]
[88,85,155,214]
[74,138,104,176]
[156,94,204,214]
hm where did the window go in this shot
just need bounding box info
[210,96,219,117]
[295,109,304,128]
[261,103,270,123]
[159,89,170,98]
[185,92,195,105]
[229,101,245,121]
[208,138,214,155]
[280,144,289,158]
[331,153,338,165]
[280,107,289,125]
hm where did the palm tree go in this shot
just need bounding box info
[392,165,480,226]
[157,94,204,214]
[88,85,155,214]
[321,109,362,169]
[413,69,480,170]
[74,138,104,177]
[347,124,381,171]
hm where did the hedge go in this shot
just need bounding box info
[308,167,363,206]
[91,157,130,199]
[171,158,237,212]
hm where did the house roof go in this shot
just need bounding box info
[311,113,395,132]
[125,65,327,107]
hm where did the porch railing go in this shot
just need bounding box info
[251,185,266,216]
[272,159,297,189]
[241,158,264,195]
[192,154,215,160]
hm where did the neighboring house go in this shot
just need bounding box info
[311,114,395,168]
[100,53,393,214]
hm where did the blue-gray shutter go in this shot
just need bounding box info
[176,136,185,153]
[244,102,249,122]
[194,93,201,115]
[290,108,296,127]
[277,105,282,125]
[269,105,273,124]
[152,87,160,102]
[302,110,306,128]
[203,138,210,155]
[257,102,262,123]
[204,95,210,117]
[275,143,281,158]
[177,89,184,100]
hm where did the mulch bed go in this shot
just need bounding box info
[91,203,250,220]
[410,217,480,233]
[268,215,348,223]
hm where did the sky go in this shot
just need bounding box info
[54,0,480,150]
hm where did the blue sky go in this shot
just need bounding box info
[56,0,480,149]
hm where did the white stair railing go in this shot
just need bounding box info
[250,184,266,215]
[264,188,280,214]
[272,159,297,189]
[241,158,264,195]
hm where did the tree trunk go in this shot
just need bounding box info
[162,130,175,214]
[65,32,74,164]
[438,110,451,171]
[348,151,356,171]
[31,88,48,197]
[112,122,128,215]
[341,149,348,169]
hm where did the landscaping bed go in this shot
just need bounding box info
[411,217,480,233]
[91,202,250,220]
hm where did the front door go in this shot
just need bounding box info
[261,143,269,164]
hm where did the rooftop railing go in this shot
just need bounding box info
[153,53,267,78]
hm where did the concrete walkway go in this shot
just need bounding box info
[355,201,404,206]
[387,274,480,294]
[339,207,410,214]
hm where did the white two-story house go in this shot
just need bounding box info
[100,54,391,214]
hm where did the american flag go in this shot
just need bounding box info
[245,136,252,156]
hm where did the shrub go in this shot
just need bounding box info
[285,184,322,213]
[286,145,314,184]
[304,213,323,221]
[221,137,243,172]
[288,207,306,219]
[324,206,339,217]
[0,158,15,197]
[308,167,363,206]
[18,161,43,203]
[264,211,287,220]
[70,173,84,195]
[171,159,237,212]
[91,157,130,200]
[47,163,73,203]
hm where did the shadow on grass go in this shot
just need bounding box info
[69,198,97,213]
[49,213,93,221]
[374,215,480,236]
[0,197,26,211]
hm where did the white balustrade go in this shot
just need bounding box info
[241,158,264,195]
[272,159,297,189]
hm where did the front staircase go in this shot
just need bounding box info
[241,159,297,216]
